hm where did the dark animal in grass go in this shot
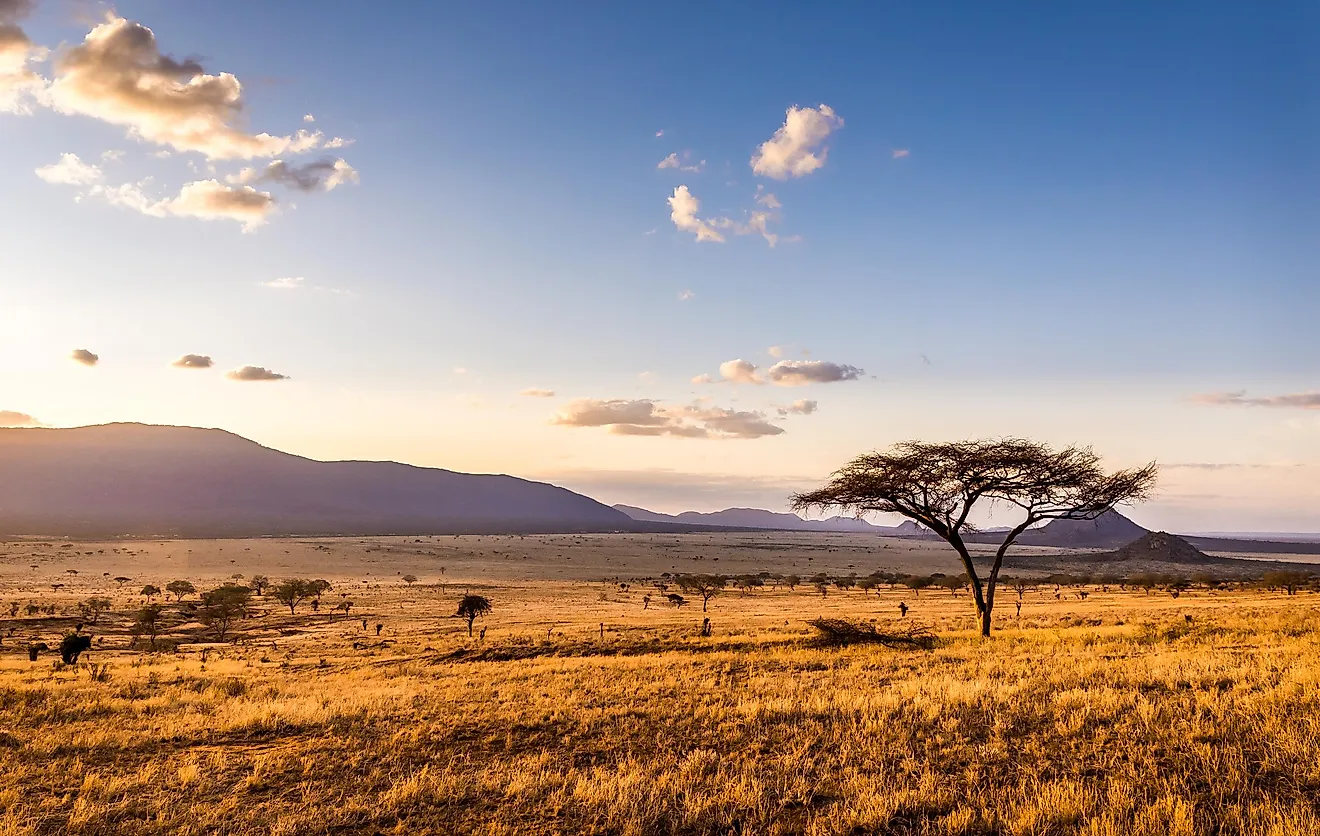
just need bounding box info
[899,601,909,618]
[60,633,92,664]
[27,642,49,662]
[375,623,383,636]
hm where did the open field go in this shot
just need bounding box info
[2,535,1320,835]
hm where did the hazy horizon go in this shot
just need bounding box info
[2,1,1316,532]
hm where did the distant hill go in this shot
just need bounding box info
[968,510,1150,549]
[1104,531,1211,564]
[613,504,919,534]
[0,424,632,537]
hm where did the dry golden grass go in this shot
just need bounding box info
[1,536,1319,834]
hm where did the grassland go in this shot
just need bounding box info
[1,534,1318,835]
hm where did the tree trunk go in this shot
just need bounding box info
[467,618,474,636]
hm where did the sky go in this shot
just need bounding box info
[1,0,1317,531]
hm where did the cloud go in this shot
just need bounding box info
[778,399,818,416]
[303,113,315,123]
[750,104,843,180]
[228,158,359,192]
[226,365,287,381]
[668,185,724,243]
[71,348,99,366]
[86,179,277,230]
[718,359,761,384]
[46,16,325,160]
[35,153,103,185]
[172,354,213,369]
[767,345,786,358]
[262,277,305,289]
[552,398,784,440]
[0,409,41,427]
[657,151,705,173]
[694,358,863,387]
[766,360,864,386]
[1195,391,1320,410]
[892,149,910,159]
[678,289,694,301]
[521,388,555,398]
[0,3,46,115]
[654,129,664,137]
[756,191,782,209]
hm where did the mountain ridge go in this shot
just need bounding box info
[0,423,632,537]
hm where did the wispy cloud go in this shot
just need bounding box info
[228,158,359,192]
[657,151,705,173]
[552,398,785,440]
[678,289,695,301]
[892,148,910,159]
[226,365,287,382]
[0,409,42,427]
[520,388,555,398]
[693,358,864,387]
[777,399,817,416]
[263,277,305,290]
[71,348,98,366]
[751,104,843,180]
[1194,391,1320,410]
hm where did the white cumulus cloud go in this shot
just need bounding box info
[668,185,724,243]
[552,398,783,440]
[750,104,843,180]
[35,153,102,185]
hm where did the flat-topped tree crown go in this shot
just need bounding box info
[791,438,1157,636]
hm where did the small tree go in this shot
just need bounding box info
[1262,570,1312,596]
[113,576,132,586]
[140,584,161,600]
[402,574,419,586]
[784,574,800,590]
[793,438,1157,636]
[135,604,164,649]
[272,579,314,615]
[166,580,195,601]
[81,597,112,624]
[249,575,270,596]
[200,584,252,640]
[676,575,726,612]
[903,575,932,597]
[456,594,491,637]
[307,575,332,602]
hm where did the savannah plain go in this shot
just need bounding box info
[2,532,1319,835]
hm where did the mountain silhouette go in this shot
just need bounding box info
[0,423,631,537]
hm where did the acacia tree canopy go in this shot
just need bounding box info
[791,438,1157,636]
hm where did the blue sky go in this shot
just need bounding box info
[1,0,1316,530]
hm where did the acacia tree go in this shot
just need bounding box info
[456,594,492,636]
[272,579,314,615]
[792,439,1157,636]
[166,580,195,601]
[676,575,726,612]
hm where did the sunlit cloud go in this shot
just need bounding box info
[892,148,910,159]
[226,365,287,381]
[668,185,724,243]
[0,409,42,427]
[64,177,278,230]
[777,399,818,416]
[551,398,785,440]
[172,354,213,369]
[520,388,555,398]
[0,0,45,115]
[678,289,695,301]
[262,277,305,289]
[751,104,843,180]
[35,153,102,185]
[70,348,99,366]
[693,358,863,387]
[46,15,325,160]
